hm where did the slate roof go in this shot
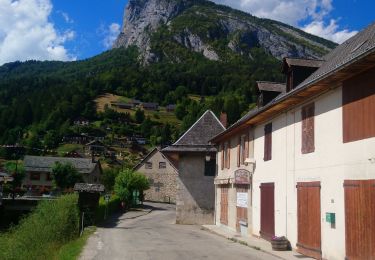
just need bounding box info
[74,183,105,193]
[257,81,286,93]
[283,58,324,68]
[24,156,98,174]
[211,21,375,142]
[163,110,225,152]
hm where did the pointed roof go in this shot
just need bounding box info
[133,147,178,172]
[163,110,225,152]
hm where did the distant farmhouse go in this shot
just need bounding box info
[134,147,178,204]
[74,117,90,126]
[23,156,101,193]
[163,110,225,225]
[141,102,159,111]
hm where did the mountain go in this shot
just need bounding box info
[0,0,337,146]
[113,0,337,63]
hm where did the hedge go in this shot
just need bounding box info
[0,194,80,260]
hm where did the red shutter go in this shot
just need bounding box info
[264,123,272,161]
[237,137,241,167]
[302,103,315,154]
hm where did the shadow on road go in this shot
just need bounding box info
[98,202,172,228]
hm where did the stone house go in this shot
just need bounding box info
[211,22,375,260]
[134,147,178,203]
[163,110,225,225]
[23,156,102,193]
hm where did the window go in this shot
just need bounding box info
[224,142,230,169]
[238,134,249,166]
[343,67,375,143]
[30,172,40,181]
[221,144,225,170]
[302,103,315,154]
[159,162,166,169]
[205,159,216,176]
[264,123,272,161]
[145,162,152,169]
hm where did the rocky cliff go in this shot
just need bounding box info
[113,0,337,63]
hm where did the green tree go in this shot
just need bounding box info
[4,161,26,198]
[52,162,83,190]
[101,167,120,191]
[114,169,150,207]
[134,109,145,124]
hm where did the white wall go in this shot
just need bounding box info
[252,85,375,259]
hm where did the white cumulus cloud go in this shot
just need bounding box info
[102,23,121,49]
[303,19,358,43]
[211,0,357,43]
[0,0,75,65]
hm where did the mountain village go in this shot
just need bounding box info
[0,0,374,260]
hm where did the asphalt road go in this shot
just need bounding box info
[80,202,278,260]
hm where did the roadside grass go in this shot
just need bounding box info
[56,226,96,260]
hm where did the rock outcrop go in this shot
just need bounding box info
[113,0,336,63]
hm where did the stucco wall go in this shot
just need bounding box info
[176,153,215,224]
[136,150,178,203]
[215,131,254,235]
[252,85,375,260]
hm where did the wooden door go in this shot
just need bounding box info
[344,180,375,260]
[297,182,322,259]
[220,185,229,225]
[260,183,275,240]
[236,185,249,232]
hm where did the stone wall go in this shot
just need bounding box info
[136,150,178,203]
[176,153,215,225]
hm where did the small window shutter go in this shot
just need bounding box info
[302,103,315,154]
[227,142,231,169]
[221,143,224,170]
[237,137,241,167]
[264,123,272,161]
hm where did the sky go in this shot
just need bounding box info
[0,0,373,65]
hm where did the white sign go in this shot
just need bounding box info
[237,192,248,208]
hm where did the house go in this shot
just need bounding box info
[163,110,226,224]
[166,104,176,112]
[62,133,89,145]
[85,140,106,156]
[141,102,159,111]
[130,99,142,107]
[23,156,102,193]
[134,147,179,203]
[74,117,90,126]
[211,22,375,260]
[111,102,134,110]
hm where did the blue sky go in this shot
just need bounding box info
[0,0,373,65]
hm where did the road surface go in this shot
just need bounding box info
[80,202,278,260]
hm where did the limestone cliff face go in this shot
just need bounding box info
[113,0,336,63]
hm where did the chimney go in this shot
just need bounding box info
[220,112,228,129]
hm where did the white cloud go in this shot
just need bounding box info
[303,19,358,43]
[0,0,75,65]
[58,11,74,24]
[211,0,357,43]
[102,23,121,49]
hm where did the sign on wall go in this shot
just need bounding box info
[237,192,248,208]
[234,169,251,184]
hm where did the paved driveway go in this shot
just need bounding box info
[80,202,278,260]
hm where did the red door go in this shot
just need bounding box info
[344,180,375,260]
[220,185,229,225]
[297,182,322,259]
[260,183,275,240]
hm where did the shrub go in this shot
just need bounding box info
[95,195,121,223]
[0,194,80,260]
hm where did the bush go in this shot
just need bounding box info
[0,194,80,260]
[95,195,121,223]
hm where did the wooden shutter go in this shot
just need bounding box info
[227,141,231,169]
[343,66,375,143]
[221,143,224,170]
[237,137,241,167]
[302,103,315,154]
[245,133,249,160]
[264,123,272,161]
